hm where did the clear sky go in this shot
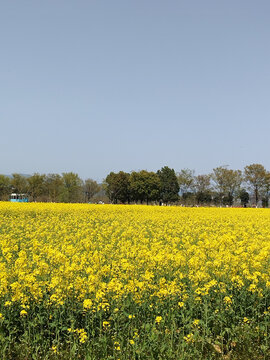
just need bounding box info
[1,1,270,182]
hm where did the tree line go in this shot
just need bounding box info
[104,164,269,207]
[0,163,269,206]
[0,173,102,203]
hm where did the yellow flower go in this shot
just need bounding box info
[50,345,57,353]
[79,330,88,343]
[0,201,270,353]
[20,310,27,317]
[184,333,194,343]
[83,298,93,310]
[223,296,232,304]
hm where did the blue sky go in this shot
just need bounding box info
[1,1,270,181]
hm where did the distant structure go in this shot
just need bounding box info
[9,193,29,203]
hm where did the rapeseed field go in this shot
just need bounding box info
[0,202,269,359]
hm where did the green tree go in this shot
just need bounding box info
[11,174,28,194]
[194,174,212,205]
[104,171,131,204]
[244,163,266,206]
[61,172,83,203]
[195,191,212,205]
[177,169,195,194]
[0,175,11,200]
[130,170,161,205]
[104,172,118,204]
[212,166,242,206]
[239,189,249,207]
[45,174,64,202]
[27,173,46,201]
[261,171,270,208]
[157,166,179,204]
[84,179,101,203]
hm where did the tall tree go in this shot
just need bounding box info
[244,163,266,206]
[177,169,195,194]
[130,170,161,205]
[104,171,131,204]
[104,172,119,204]
[0,175,11,200]
[84,179,101,202]
[212,166,242,206]
[45,174,64,202]
[261,171,270,208]
[157,166,179,204]
[195,174,212,193]
[113,172,131,204]
[61,172,83,203]
[11,174,28,194]
[27,173,46,201]
[239,189,249,208]
[177,169,195,204]
[194,174,212,205]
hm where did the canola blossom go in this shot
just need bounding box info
[0,202,269,359]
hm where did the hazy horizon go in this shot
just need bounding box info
[1,1,270,183]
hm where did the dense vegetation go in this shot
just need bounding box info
[0,203,269,359]
[0,163,270,206]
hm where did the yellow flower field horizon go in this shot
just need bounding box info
[0,202,269,304]
[0,202,269,359]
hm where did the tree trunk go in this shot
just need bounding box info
[255,186,258,206]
